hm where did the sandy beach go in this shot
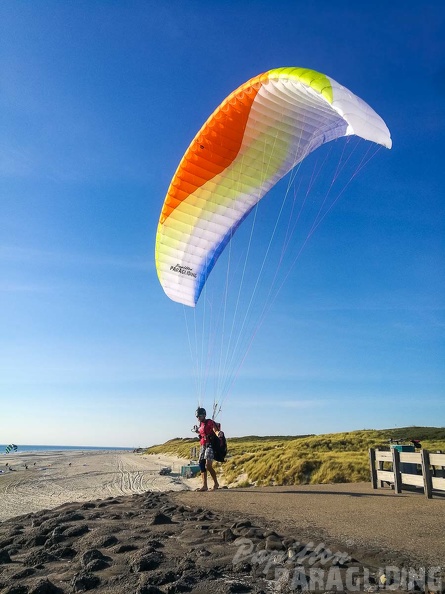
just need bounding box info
[0,450,199,521]
[0,450,444,593]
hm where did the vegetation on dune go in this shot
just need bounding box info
[145,427,445,487]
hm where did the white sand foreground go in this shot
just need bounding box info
[0,450,199,521]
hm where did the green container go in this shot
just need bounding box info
[391,445,414,452]
[181,464,201,478]
[391,444,417,474]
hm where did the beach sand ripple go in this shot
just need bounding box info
[0,450,198,521]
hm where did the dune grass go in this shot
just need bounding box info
[145,427,445,487]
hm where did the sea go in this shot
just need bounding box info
[1,445,134,454]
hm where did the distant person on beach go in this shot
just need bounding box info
[193,407,219,491]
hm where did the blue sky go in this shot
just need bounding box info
[1,1,444,448]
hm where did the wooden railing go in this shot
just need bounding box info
[369,448,445,499]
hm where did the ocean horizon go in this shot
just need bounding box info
[1,444,135,454]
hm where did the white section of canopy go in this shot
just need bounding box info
[156,76,391,307]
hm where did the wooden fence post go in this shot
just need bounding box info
[369,448,377,489]
[392,447,402,494]
[421,449,433,499]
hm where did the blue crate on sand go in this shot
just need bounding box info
[181,464,201,478]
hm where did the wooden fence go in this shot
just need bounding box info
[369,448,445,499]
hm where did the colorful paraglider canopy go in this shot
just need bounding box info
[155,67,391,307]
[5,444,18,454]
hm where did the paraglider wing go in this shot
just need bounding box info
[155,67,391,307]
[5,444,18,454]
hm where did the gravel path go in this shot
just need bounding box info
[174,482,445,568]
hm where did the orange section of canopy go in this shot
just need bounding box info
[160,79,263,224]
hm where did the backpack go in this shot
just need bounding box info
[207,420,227,462]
